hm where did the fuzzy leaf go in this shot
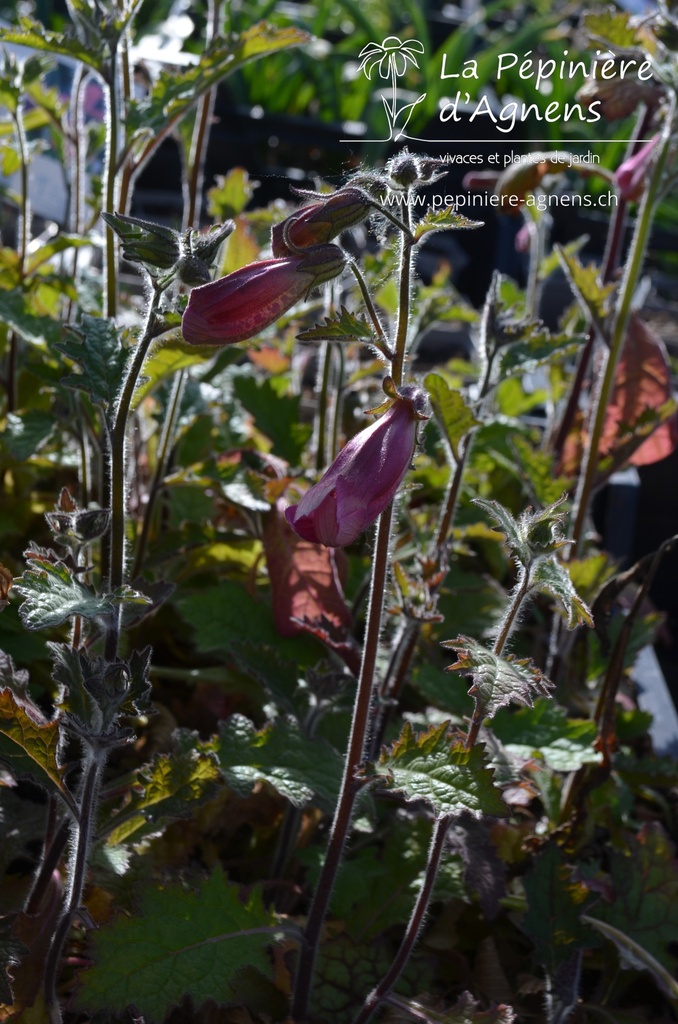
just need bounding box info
[498,326,581,376]
[472,498,526,563]
[297,305,375,343]
[2,410,56,461]
[14,558,150,631]
[589,823,678,974]
[424,373,480,461]
[443,636,553,721]
[73,867,279,1021]
[177,582,278,653]
[126,24,309,139]
[105,739,222,845]
[229,642,307,718]
[216,714,343,809]
[531,557,593,628]
[582,915,678,1002]
[556,248,615,335]
[0,288,62,346]
[0,688,68,798]
[131,336,209,408]
[233,375,312,464]
[385,992,517,1023]
[521,843,598,972]
[492,700,601,771]
[413,205,483,240]
[57,316,129,409]
[363,721,507,818]
[582,8,643,48]
[0,651,29,700]
[0,17,105,71]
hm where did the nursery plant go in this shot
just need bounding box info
[1,2,678,1024]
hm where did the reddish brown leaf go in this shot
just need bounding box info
[262,502,351,639]
[602,314,678,467]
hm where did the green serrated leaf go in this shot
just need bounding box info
[472,497,527,564]
[498,325,582,376]
[492,699,601,771]
[177,582,276,653]
[216,714,343,809]
[229,642,307,718]
[25,234,90,275]
[588,823,678,974]
[2,410,55,461]
[207,167,258,220]
[581,8,643,48]
[131,335,210,409]
[531,557,593,629]
[0,18,105,73]
[105,740,222,845]
[233,374,311,464]
[582,914,678,1003]
[556,247,615,335]
[14,558,149,631]
[362,721,507,817]
[511,436,573,506]
[73,867,279,1020]
[414,205,484,241]
[424,372,480,461]
[443,636,553,721]
[57,316,129,408]
[521,843,598,972]
[296,305,374,343]
[0,288,62,345]
[126,24,309,143]
[0,688,68,798]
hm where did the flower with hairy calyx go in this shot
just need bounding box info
[614,135,660,201]
[285,382,429,547]
[271,187,372,257]
[181,243,346,346]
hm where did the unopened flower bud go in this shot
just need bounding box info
[271,188,370,256]
[285,386,428,547]
[176,256,212,286]
[577,77,662,121]
[186,221,235,265]
[614,135,660,201]
[102,211,180,270]
[181,244,346,346]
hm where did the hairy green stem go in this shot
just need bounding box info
[291,503,394,1019]
[465,563,532,749]
[292,192,415,1018]
[331,343,345,462]
[105,289,162,659]
[570,101,674,556]
[350,261,391,357]
[43,748,105,1018]
[351,814,451,1024]
[104,44,121,318]
[316,342,333,472]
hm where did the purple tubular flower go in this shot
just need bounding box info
[614,135,660,202]
[181,243,345,346]
[285,386,428,547]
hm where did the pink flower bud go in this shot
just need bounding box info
[614,135,660,202]
[181,244,346,346]
[285,386,428,547]
[271,188,371,257]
